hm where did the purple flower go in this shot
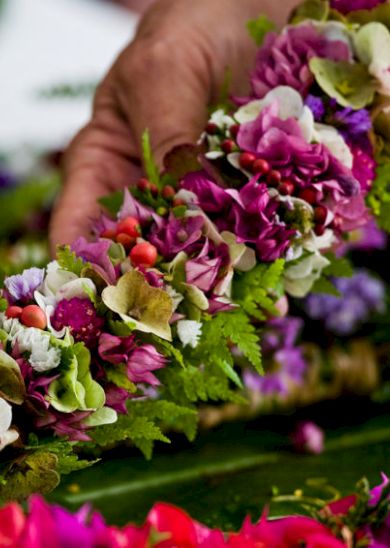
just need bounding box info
[291,422,324,455]
[244,316,307,396]
[0,169,17,189]
[4,267,44,304]
[98,333,167,386]
[351,142,376,193]
[51,298,105,347]
[340,218,387,254]
[330,0,386,14]
[149,214,204,260]
[118,188,155,225]
[71,237,117,285]
[304,270,385,336]
[334,108,372,139]
[305,95,326,121]
[237,102,359,197]
[185,239,230,293]
[181,172,295,262]
[249,23,350,100]
[365,474,390,548]
[104,385,132,414]
[36,410,93,441]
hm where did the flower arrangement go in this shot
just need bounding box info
[0,475,388,547]
[1,0,390,497]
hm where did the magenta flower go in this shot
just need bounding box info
[127,345,166,386]
[331,0,386,14]
[104,385,132,414]
[181,173,294,262]
[118,188,155,224]
[291,421,325,455]
[185,239,230,293]
[36,410,93,441]
[249,23,350,100]
[98,333,167,386]
[351,142,376,193]
[4,267,44,304]
[149,213,204,260]
[237,103,359,197]
[71,237,117,285]
[51,297,105,348]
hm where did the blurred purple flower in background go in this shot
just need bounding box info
[304,270,385,336]
[244,316,307,396]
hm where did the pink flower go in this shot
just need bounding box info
[185,239,230,293]
[331,0,386,14]
[291,421,325,455]
[149,214,204,260]
[249,23,350,100]
[98,334,167,386]
[237,103,359,198]
[71,237,117,285]
[0,502,25,546]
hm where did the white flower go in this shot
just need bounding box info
[354,22,390,96]
[313,124,353,168]
[15,327,61,372]
[165,285,184,312]
[0,397,19,452]
[177,320,202,349]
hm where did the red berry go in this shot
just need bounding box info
[221,139,235,154]
[239,152,256,171]
[137,178,150,192]
[230,124,240,139]
[332,216,343,231]
[314,224,325,236]
[130,242,158,268]
[149,183,159,197]
[313,206,328,225]
[162,185,176,200]
[267,170,282,187]
[279,181,295,196]
[205,122,219,135]
[21,305,47,330]
[253,158,270,175]
[101,229,116,240]
[116,216,141,238]
[5,306,23,319]
[173,198,186,207]
[298,188,317,205]
[116,232,135,249]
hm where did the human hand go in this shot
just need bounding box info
[49,0,299,252]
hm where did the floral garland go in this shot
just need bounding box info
[0,475,389,547]
[0,0,390,495]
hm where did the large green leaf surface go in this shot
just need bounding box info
[50,405,390,530]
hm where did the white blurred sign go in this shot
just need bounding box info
[0,0,138,152]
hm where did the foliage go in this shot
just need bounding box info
[247,15,275,46]
[56,245,88,276]
[311,253,353,296]
[142,129,161,188]
[367,163,390,233]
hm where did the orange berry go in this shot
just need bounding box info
[21,305,47,330]
[130,242,158,268]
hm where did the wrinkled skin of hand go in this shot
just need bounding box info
[49,0,299,252]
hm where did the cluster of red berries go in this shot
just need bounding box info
[136,178,185,208]
[102,214,158,268]
[5,305,47,330]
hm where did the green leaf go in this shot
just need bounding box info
[323,254,353,278]
[348,3,390,29]
[216,360,243,389]
[290,0,329,24]
[233,260,285,321]
[56,245,87,277]
[0,298,7,313]
[246,15,275,46]
[142,129,160,187]
[106,365,137,392]
[367,159,390,233]
[0,350,25,404]
[0,451,60,502]
[309,58,376,108]
[311,277,340,296]
[98,190,124,217]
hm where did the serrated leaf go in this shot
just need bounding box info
[106,365,137,392]
[216,360,243,389]
[323,254,353,278]
[247,15,275,46]
[56,245,87,277]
